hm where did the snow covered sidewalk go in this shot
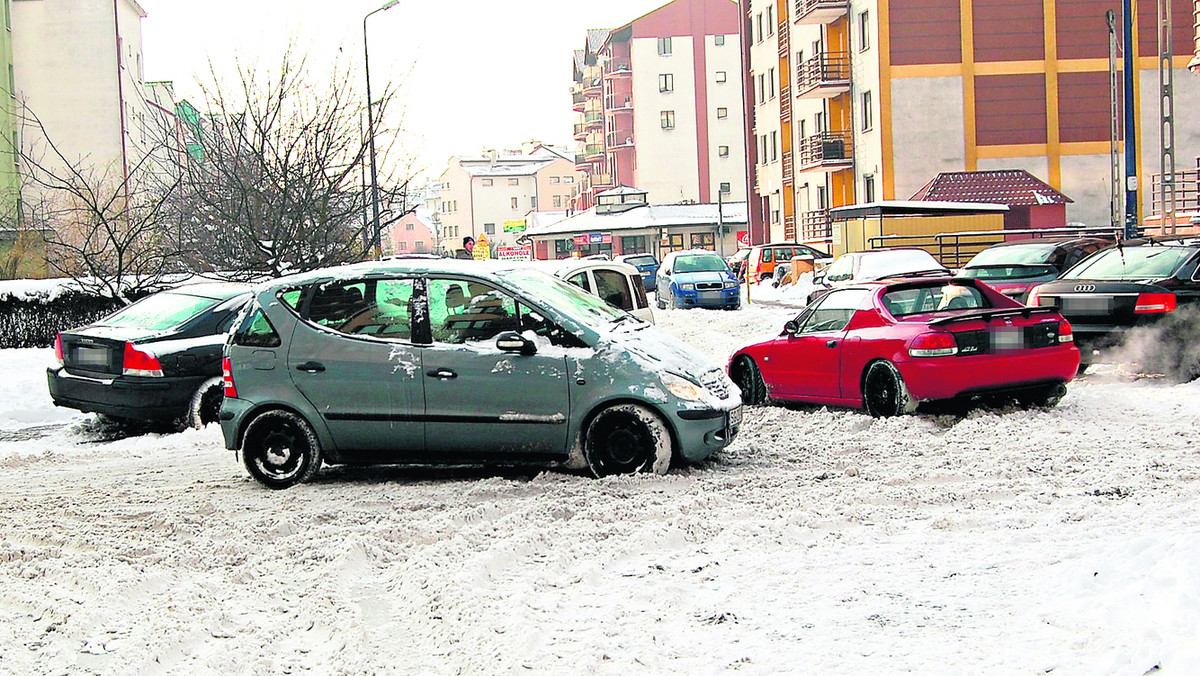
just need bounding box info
[2,306,1199,674]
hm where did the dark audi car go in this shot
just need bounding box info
[48,282,252,428]
[1028,237,1200,375]
[957,237,1113,302]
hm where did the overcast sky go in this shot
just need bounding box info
[137,0,676,180]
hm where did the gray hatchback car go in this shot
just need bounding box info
[220,259,742,489]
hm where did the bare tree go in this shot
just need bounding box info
[13,102,188,299]
[173,47,417,279]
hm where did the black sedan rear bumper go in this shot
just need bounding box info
[46,367,205,421]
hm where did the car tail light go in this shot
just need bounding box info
[909,332,958,358]
[1058,319,1074,343]
[122,342,164,377]
[54,333,64,364]
[222,357,238,398]
[1133,293,1176,314]
[1026,285,1044,307]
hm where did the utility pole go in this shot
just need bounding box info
[1108,10,1122,233]
[364,0,399,260]
[1157,0,1177,234]
[1123,0,1140,239]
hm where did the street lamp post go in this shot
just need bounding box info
[364,0,399,260]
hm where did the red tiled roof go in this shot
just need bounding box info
[909,169,1073,206]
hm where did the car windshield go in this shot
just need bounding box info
[673,255,729,273]
[966,243,1058,267]
[882,283,990,316]
[99,292,222,331]
[858,250,945,280]
[1058,246,1193,280]
[622,255,656,267]
[496,268,625,328]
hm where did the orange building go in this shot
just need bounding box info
[742,0,1199,246]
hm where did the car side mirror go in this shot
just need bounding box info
[784,320,800,334]
[496,331,536,356]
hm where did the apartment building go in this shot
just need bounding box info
[570,0,748,209]
[436,144,582,253]
[1,0,16,216]
[743,0,1200,245]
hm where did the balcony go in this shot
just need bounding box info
[799,209,833,242]
[583,77,603,95]
[794,0,848,25]
[571,90,585,112]
[573,123,587,141]
[607,132,634,149]
[605,96,633,111]
[585,143,605,159]
[796,130,854,172]
[604,61,632,78]
[795,52,851,99]
[584,110,604,128]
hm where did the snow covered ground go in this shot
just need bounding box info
[3,297,1200,674]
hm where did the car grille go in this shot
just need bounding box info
[701,369,732,399]
[696,282,724,291]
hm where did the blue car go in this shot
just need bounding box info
[655,250,741,310]
[615,253,659,292]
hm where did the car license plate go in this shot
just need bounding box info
[74,345,110,367]
[728,405,743,428]
[1062,296,1112,314]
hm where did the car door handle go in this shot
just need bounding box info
[426,368,457,380]
[826,340,838,348]
[294,361,326,373]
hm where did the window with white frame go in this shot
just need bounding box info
[659,73,674,92]
[482,178,493,186]
[864,175,876,203]
[507,178,519,186]
[859,11,870,51]
[715,34,725,46]
[553,195,563,208]
[484,223,496,234]
[770,131,778,162]
[719,145,729,157]
[861,91,873,130]
[510,198,518,209]
[717,107,728,119]
[657,37,672,55]
[661,110,675,129]
[716,71,727,83]
[768,68,775,99]
[720,182,731,193]
[550,176,561,184]
[766,5,774,36]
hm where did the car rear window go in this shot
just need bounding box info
[1059,246,1194,280]
[882,284,989,316]
[99,292,222,331]
[958,264,1057,281]
[623,255,656,267]
[966,244,1057,266]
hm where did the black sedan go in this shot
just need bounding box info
[957,237,1113,302]
[1027,237,1200,377]
[47,282,252,429]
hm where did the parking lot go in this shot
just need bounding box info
[2,302,1199,673]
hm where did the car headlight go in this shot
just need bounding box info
[661,372,707,402]
[723,280,738,289]
[679,283,695,291]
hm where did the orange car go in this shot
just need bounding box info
[743,243,832,282]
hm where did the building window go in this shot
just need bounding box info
[621,235,648,253]
[799,119,807,139]
[690,232,715,250]
[657,37,672,56]
[406,223,414,231]
[508,178,519,186]
[768,68,776,99]
[859,11,870,51]
[484,223,496,234]
[766,5,774,37]
[659,73,674,92]
[553,195,563,208]
[815,111,825,132]
[714,34,725,46]
[757,74,765,104]
[719,145,729,157]
[716,71,727,83]
[399,241,408,251]
[661,110,675,129]
[770,131,778,162]
[754,13,762,43]
[720,182,731,193]
[717,107,728,119]
[482,178,493,186]
[861,91,873,130]
[759,135,768,164]
[565,176,574,183]
[530,196,537,209]
[864,175,876,203]
[510,197,518,209]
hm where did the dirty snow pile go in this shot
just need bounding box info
[2,303,1200,674]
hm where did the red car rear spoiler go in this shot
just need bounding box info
[927,306,1060,327]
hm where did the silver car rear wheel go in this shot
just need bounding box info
[241,410,323,489]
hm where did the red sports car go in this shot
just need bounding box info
[728,276,1081,416]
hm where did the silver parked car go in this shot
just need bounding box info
[220,259,742,488]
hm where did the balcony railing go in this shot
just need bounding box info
[794,0,849,25]
[585,110,604,127]
[604,61,632,77]
[796,52,851,99]
[796,130,854,171]
[605,96,633,110]
[799,209,832,242]
[583,77,603,94]
[585,143,605,158]
[573,123,587,140]
[572,90,585,111]
[607,133,634,149]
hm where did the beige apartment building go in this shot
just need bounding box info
[743,0,1200,246]
[436,144,582,254]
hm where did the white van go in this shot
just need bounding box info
[535,259,655,323]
